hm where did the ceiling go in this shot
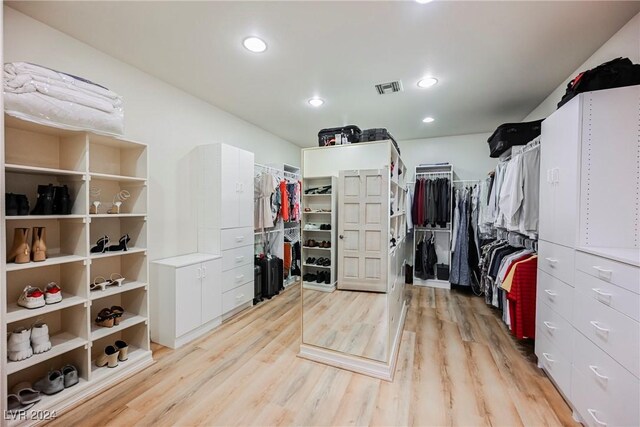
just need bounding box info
[8,1,640,147]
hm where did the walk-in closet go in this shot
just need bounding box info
[1,2,639,426]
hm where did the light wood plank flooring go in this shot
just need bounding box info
[50,284,577,426]
[303,288,388,361]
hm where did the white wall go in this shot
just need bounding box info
[398,132,496,181]
[3,6,301,260]
[525,12,640,121]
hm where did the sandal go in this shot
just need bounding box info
[95,308,115,328]
[90,276,110,291]
[109,273,125,287]
[111,306,124,325]
[115,340,129,361]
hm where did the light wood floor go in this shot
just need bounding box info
[50,284,577,426]
[303,288,388,361]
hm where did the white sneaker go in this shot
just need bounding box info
[304,223,320,230]
[17,286,45,309]
[44,282,62,304]
[31,322,51,354]
[8,327,33,361]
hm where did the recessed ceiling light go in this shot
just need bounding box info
[417,77,438,88]
[243,36,267,53]
[308,98,324,107]
[422,117,435,123]
[415,0,433,4]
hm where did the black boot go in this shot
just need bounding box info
[53,185,71,215]
[16,195,30,215]
[5,193,18,216]
[31,184,54,215]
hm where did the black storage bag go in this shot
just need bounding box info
[558,57,640,109]
[436,264,450,281]
[487,120,543,158]
[318,125,361,146]
[259,256,280,299]
[360,128,400,154]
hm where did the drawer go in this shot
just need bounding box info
[536,300,574,356]
[573,289,640,377]
[221,227,254,251]
[535,327,572,397]
[222,281,254,313]
[221,246,253,271]
[576,251,640,295]
[538,240,575,286]
[572,366,612,427]
[537,269,574,321]
[222,263,255,293]
[573,331,640,427]
[575,270,640,322]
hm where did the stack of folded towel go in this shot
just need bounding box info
[4,62,124,135]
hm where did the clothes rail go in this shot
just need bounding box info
[255,163,284,176]
[283,170,299,179]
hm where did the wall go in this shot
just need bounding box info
[525,12,640,121]
[398,132,496,181]
[3,6,301,260]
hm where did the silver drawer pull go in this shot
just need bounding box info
[235,256,245,262]
[593,266,613,280]
[235,236,245,242]
[545,257,558,266]
[592,288,613,299]
[544,289,557,297]
[542,353,555,363]
[589,365,609,381]
[590,321,610,333]
[235,274,245,281]
[587,409,607,426]
[236,293,244,300]
[543,321,557,330]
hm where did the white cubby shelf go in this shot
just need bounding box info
[2,115,152,424]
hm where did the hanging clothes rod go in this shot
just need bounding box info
[255,163,284,175]
[283,170,300,179]
[254,228,282,235]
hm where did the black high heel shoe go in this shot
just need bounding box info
[108,234,131,252]
[90,236,110,253]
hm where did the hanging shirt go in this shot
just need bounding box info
[280,181,289,221]
[507,256,538,339]
[254,171,279,230]
[406,184,414,231]
[519,145,540,236]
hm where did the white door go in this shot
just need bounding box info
[175,264,202,336]
[236,148,255,228]
[201,259,222,323]
[338,169,388,293]
[538,118,557,243]
[220,144,239,229]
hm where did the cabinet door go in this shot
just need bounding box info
[201,259,222,324]
[220,144,239,229]
[338,169,388,292]
[538,123,555,243]
[175,264,202,337]
[236,148,255,228]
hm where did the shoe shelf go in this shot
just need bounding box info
[302,246,331,251]
[302,263,332,269]
[303,229,331,233]
[303,210,331,214]
[6,332,88,375]
[3,116,151,422]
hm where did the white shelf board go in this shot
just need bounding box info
[6,333,87,374]
[90,312,147,341]
[89,172,147,183]
[302,263,332,269]
[6,215,86,221]
[302,281,336,293]
[6,296,87,323]
[89,213,147,219]
[303,194,332,197]
[91,347,152,382]
[390,211,406,219]
[6,254,86,272]
[302,246,331,251]
[90,247,146,260]
[90,281,147,301]
[303,211,332,214]
[5,163,85,177]
[303,229,331,233]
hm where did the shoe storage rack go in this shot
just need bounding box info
[2,115,152,425]
[301,176,337,292]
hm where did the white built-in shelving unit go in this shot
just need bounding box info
[2,115,152,425]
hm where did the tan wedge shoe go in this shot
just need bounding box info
[31,227,47,262]
[95,345,119,368]
[7,228,30,264]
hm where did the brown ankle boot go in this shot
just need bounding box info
[31,227,47,262]
[7,228,30,264]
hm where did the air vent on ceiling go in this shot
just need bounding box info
[375,80,403,95]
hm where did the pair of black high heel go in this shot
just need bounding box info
[90,235,131,254]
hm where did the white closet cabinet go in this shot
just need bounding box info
[151,254,222,348]
[219,144,254,230]
[536,85,640,427]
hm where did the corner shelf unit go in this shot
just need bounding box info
[412,164,453,290]
[301,176,337,293]
[2,115,152,425]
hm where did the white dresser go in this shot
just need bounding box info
[536,85,640,426]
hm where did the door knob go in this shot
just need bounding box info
[339,235,344,239]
